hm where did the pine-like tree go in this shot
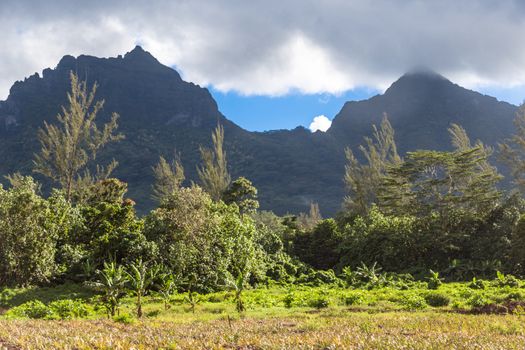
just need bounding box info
[197,124,231,201]
[152,154,185,202]
[343,115,401,215]
[33,72,123,201]
[499,105,525,193]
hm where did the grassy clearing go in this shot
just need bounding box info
[1,282,525,349]
[1,312,525,349]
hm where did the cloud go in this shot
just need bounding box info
[1,1,525,99]
[309,115,332,132]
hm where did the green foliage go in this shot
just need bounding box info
[380,125,501,217]
[494,271,520,288]
[113,313,135,324]
[184,289,201,314]
[33,72,123,202]
[144,186,263,292]
[48,299,89,319]
[308,296,330,309]
[70,197,157,272]
[197,124,231,201]
[0,288,16,306]
[223,176,259,215]
[344,115,401,216]
[125,259,159,318]
[293,218,342,270]
[468,278,486,290]
[511,214,525,274]
[499,105,525,194]
[156,272,179,310]
[152,155,185,203]
[424,292,450,307]
[225,271,250,313]
[6,300,51,319]
[343,292,365,306]
[401,295,427,310]
[0,177,73,285]
[467,293,489,308]
[427,270,443,290]
[296,269,342,286]
[91,261,128,317]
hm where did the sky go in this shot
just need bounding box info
[1,0,525,131]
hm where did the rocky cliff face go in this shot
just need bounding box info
[0,48,519,215]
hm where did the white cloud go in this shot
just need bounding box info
[309,115,332,132]
[1,1,525,99]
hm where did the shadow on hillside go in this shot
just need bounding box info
[3,282,96,307]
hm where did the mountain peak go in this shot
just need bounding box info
[384,69,453,98]
[124,45,159,64]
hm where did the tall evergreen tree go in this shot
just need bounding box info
[499,105,525,193]
[33,72,123,202]
[197,124,231,201]
[152,154,185,202]
[343,115,401,215]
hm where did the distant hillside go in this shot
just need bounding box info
[0,48,519,215]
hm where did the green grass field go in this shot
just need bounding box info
[1,281,525,349]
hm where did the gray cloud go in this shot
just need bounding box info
[1,0,525,99]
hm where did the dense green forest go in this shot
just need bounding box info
[3,72,525,318]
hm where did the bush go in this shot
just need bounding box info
[113,313,135,324]
[48,299,88,319]
[344,292,364,306]
[401,295,427,310]
[494,271,520,288]
[7,300,52,319]
[426,270,442,290]
[468,278,486,290]
[296,270,342,286]
[424,292,450,307]
[506,292,525,301]
[467,294,489,308]
[308,296,330,309]
[0,288,15,306]
[6,299,89,320]
[283,292,295,308]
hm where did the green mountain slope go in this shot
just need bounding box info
[0,48,518,215]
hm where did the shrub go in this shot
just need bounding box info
[401,295,427,310]
[48,299,88,319]
[506,292,525,301]
[467,294,489,308]
[426,270,442,290]
[308,296,330,309]
[296,270,342,286]
[494,271,520,288]
[283,292,295,308]
[0,288,15,306]
[7,300,51,319]
[113,313,135,324]
[468,277,486,290]
[340,266,357,286]
[424,292,450,307]
[344,292,364,306]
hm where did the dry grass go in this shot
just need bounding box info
[0,311,524,349]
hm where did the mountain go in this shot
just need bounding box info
[329,71,517,153]
[0,48,519,215]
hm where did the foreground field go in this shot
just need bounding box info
[1,311,525,349]
[2,282,525,349]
